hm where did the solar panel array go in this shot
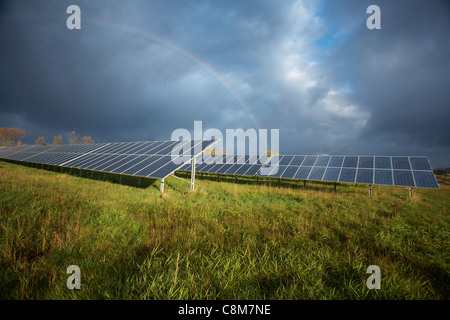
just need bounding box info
[0,140,215,180]
[0,143,439,189]
[178,154,439,189]
[178,154,264,177]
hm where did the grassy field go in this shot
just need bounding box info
[0,160,448,299]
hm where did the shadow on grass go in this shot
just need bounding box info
[11,161,159,190]
[3,160,356,195]
[174,170,350,194]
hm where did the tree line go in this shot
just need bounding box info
[0,127,94,146]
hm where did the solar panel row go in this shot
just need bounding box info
[181,154,439,189]
[0,144,439,189]
[0,140,216,180]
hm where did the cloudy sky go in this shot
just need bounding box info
[1,0,449,167]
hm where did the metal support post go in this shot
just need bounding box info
[190,157,196,191]
[409,187,413,199]
[119,174,122,184]
[138,177,141,187]
[369,185,372,197]
[160,178,165,193]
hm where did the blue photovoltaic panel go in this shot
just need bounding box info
[410,157,432,171]
[315,156,330,167]
[281,165,299,179]
[323,167,341,182]
[374,170,393,185]
[413,171,439,189]
[356,169,374,184]
[279,155,294,165]
[0,140,218,180]
[392,157,411,170]
[328,156,344,167]
[2,147,439,189]
[393,170,415,186]
[343,156,358,168]
[375,157,391,169]
[308,167,326,181]
[339,168,356,183]
[302,156,317,166]
[217,163,236,174]
[295,166,312,179]
[358,157,374,169]
[233,164,252,176]
[268,165,288,178]
[289,155,305,165]
[245,165,261,176]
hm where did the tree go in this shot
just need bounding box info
[35,136,46,146]
[82,136,94,145]
[66,131,79,145]
[0,127,26,146]
[52,135,62,146]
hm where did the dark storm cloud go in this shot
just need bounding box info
[0,0,449,166]
[319,0,450,164]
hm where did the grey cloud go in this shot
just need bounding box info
[0,0,449,167]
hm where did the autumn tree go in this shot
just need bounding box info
[82,136,94,145]
[0,127,26,146]
[35,136,46,146]
[52,135,62,146]
[66,131,79,145]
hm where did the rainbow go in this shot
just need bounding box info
[6,11,262,129]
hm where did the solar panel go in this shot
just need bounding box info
[178,153,438,189]
[413,171,439,188]
[374,169,393,185]
[0,140,217,180]
[356,169,374,184]
[1,146,439,190]
[323,167,341,182]
[339,168,357,183]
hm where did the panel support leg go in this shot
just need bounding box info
[409,187,413,199]
[160,178,165,193]
[334,182,337,192]
[190,157,196,192]
[138,177,141,187]
[369,185,372,197]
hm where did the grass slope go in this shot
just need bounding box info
[0,161,448,299]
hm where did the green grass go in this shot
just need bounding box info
[0,161,449,299]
